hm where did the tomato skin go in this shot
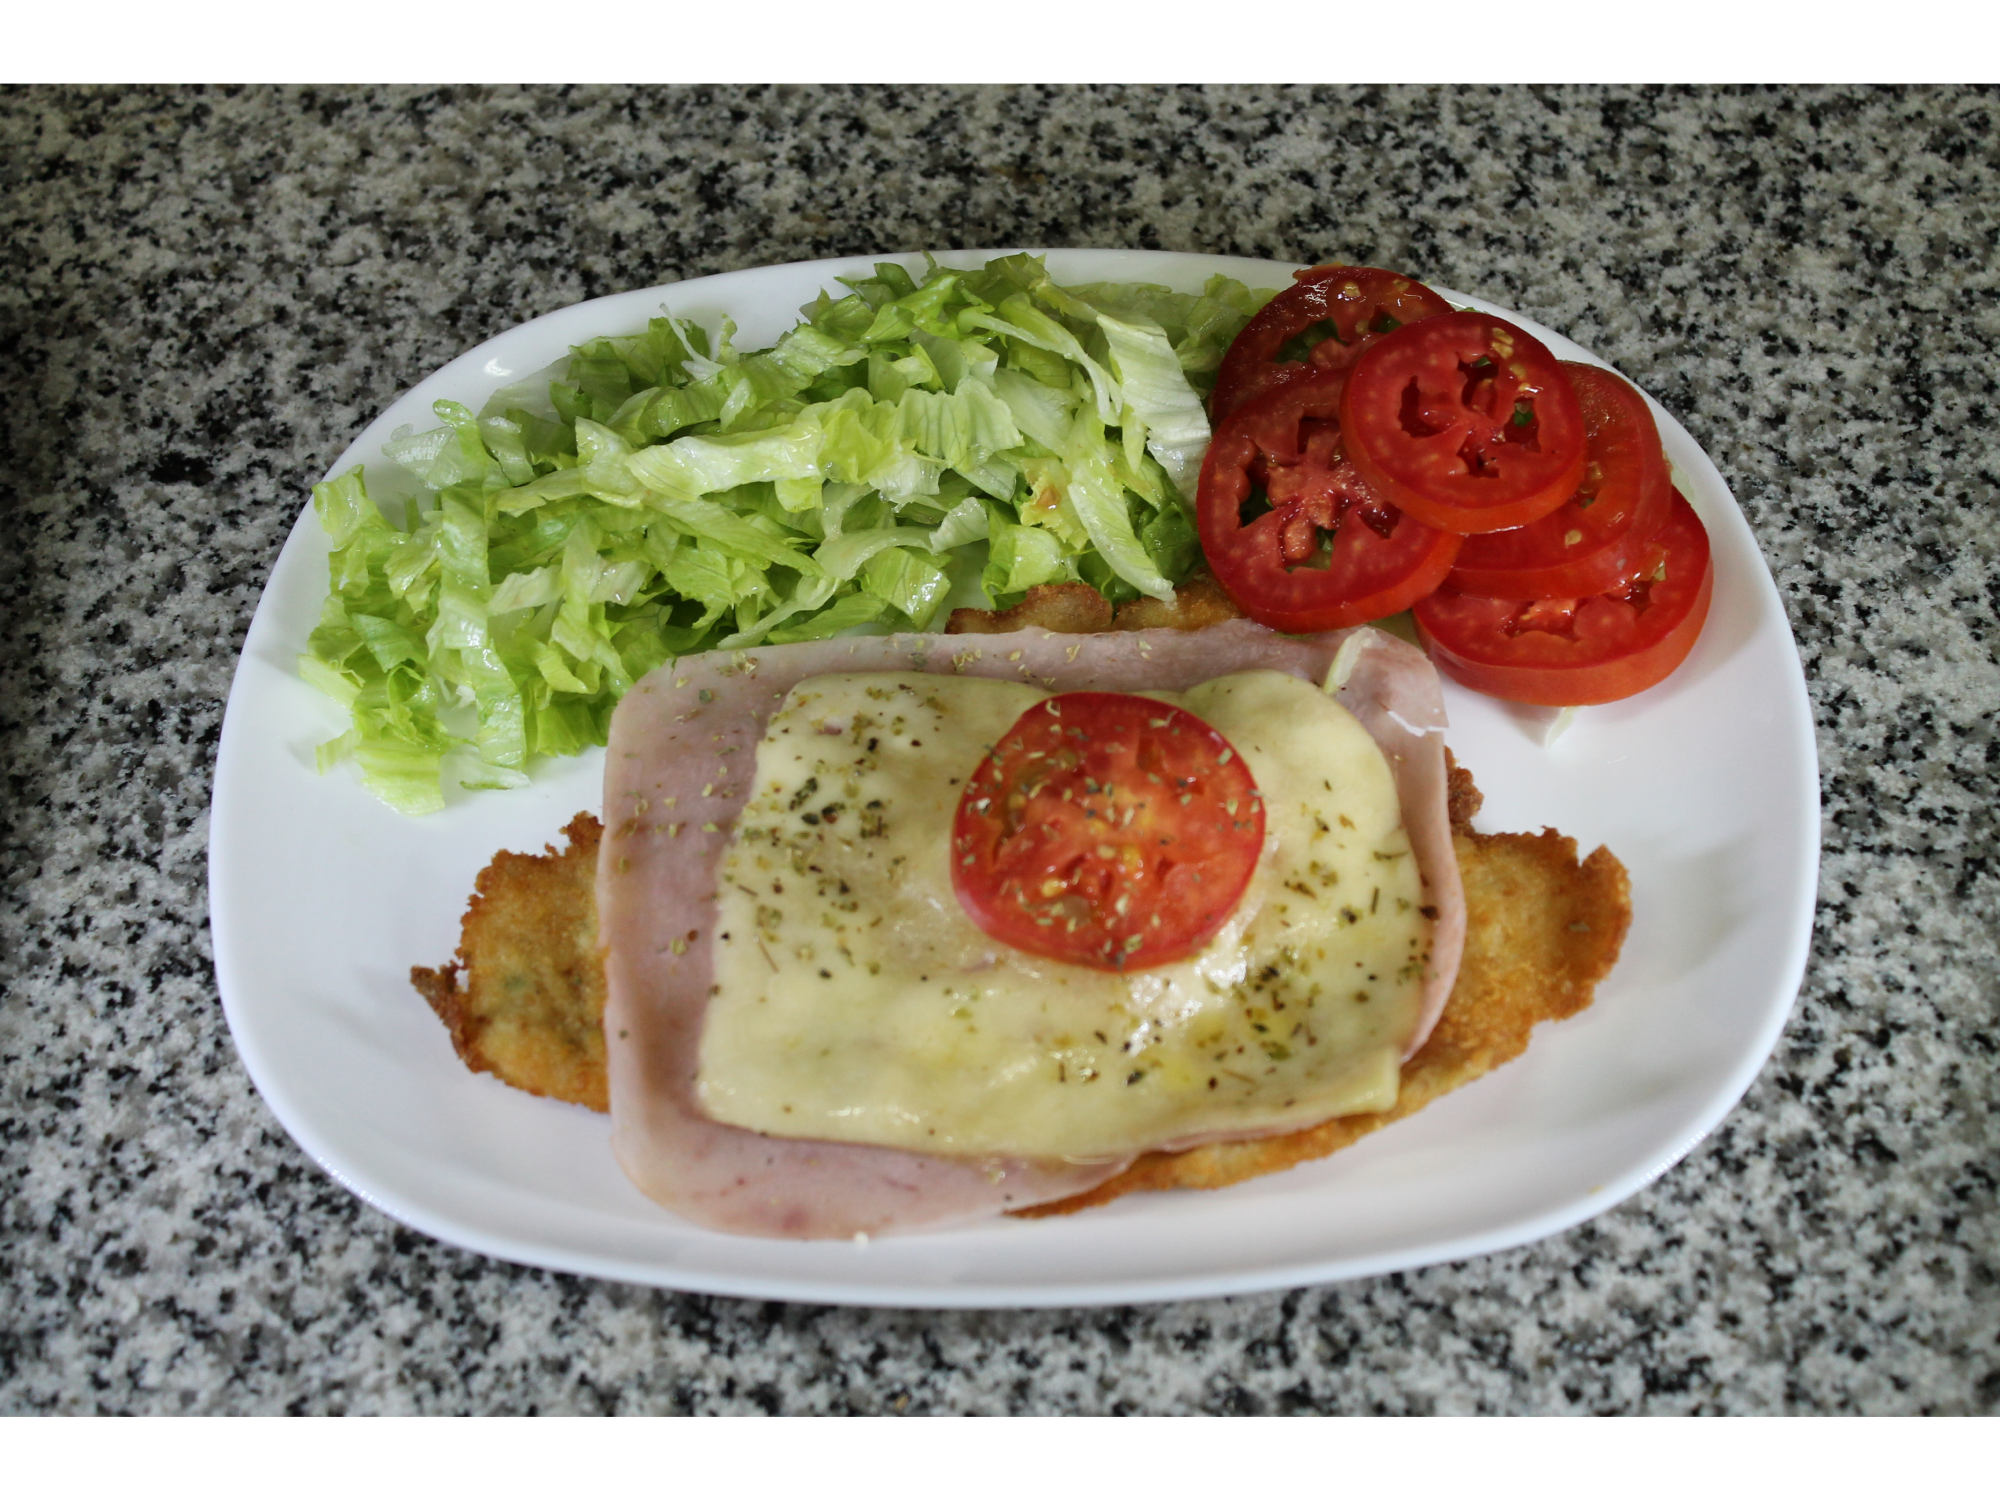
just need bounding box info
[1447,363,1672,599]
[1196,372,1463,633]
[1341,311,1588,535]
[951,693,1264,972]
[1210,265,1454,422]
[1412,489,1713,705]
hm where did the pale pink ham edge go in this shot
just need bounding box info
[597,620,1464,1240]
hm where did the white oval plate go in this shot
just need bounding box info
[209,251,1819,1307]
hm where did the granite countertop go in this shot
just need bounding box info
[2,85,1994,1414]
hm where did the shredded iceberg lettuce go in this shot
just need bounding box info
[302,254,1275,811]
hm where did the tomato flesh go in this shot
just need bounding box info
[1210,265,1454,422]
[1196,372,1462,633]
[1341,311,1588,534]
[1447,363,1672,599]
[1413,489,1713,705]
[951,693,1264,971]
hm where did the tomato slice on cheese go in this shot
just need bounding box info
[1340,310,1588,534]
[951,692,1264,971]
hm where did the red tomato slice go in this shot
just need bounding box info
[1446,363,1672,599]
[951,693,1264,971]
[1341,311,1588,534]
[1196,372,1462,633]
[1413,489,1713,705]
[1210,265,1454,422]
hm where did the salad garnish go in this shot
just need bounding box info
[301,255,1273,813]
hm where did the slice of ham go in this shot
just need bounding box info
[598,619,1463,1239]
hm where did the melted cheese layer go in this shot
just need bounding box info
[696,669,1431,1159]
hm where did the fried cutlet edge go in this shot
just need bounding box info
[945,570,1246,637]
[411,811,610,1114]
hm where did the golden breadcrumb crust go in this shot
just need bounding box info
[945,572,1245,637]
[411,812,610,1113]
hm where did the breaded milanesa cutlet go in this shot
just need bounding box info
[410,576,1632,1210]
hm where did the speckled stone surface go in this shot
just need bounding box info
[2,84,1995,1414]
